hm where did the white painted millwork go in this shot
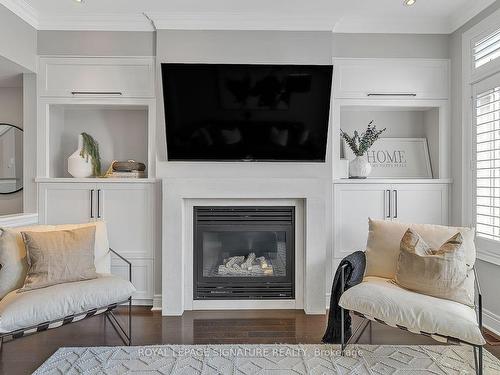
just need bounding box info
[38,182,157,304]
[333,183,449,259]
[38,57,155,98]
[35,56,159,305]
[333,59,449,100]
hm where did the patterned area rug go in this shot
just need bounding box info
[34,344,500,374]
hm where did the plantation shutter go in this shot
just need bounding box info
[474,27,500,68]
[475,82,500,242]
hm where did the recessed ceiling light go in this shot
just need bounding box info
[74,0,83,2]
[404,0,416,5]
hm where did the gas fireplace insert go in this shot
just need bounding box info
[193,206,295,300]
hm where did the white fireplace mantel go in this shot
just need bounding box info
[161,178,327,316]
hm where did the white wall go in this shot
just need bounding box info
[449,0,500,334]
[0,86,23,215]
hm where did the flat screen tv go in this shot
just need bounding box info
[161,63,333,162]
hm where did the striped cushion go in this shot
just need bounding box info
[4,303,120,340]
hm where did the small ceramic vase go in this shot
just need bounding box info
[67,134,93,178]
[349,155,372,179]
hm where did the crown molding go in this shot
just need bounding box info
[147,12,338,31]
[37,13,154,31]
[0,0,38,28]
[0,1,497,33]
[449,0,497,33]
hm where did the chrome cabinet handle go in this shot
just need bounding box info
[393,190,398,219]
[71,91,122,95]
[90,189,94,218]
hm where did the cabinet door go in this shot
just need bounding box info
[98,183,155,259]
[334,58,449,99]
[393,184,448,225]
[334,184,389,258]
[39,183,95,224]
[38,57,155,98]
[111,258,154,302]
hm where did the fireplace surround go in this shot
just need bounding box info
[193,206,295,300]
[161,178,327,315]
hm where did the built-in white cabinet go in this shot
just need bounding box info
[333,182,449,258]
[38,181,157,304]
[38,57,155,98]
[333,58,449,99]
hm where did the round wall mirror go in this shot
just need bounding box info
[0,123,23,194]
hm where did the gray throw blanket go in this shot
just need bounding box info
[322,251,366,344]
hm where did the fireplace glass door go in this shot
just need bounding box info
[194,207,295,299]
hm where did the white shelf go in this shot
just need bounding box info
[333,178,452,184]
[35,177,158,184]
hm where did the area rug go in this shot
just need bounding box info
[34,344,500,374]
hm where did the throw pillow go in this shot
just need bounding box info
[394,228,474,306]
[365,218,476,279]
[19,226,98,292]
[0,228,28,299]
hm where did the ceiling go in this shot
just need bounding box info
[1,0,496,33]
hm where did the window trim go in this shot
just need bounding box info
[463,8,500,266]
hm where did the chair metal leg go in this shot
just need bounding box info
[340,265,345,355]
[0,336,3,353]
[473,345,483,375]
[369,320,373,344]
[106,298,132,346]
[478,346,483,375]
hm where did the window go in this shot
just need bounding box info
[474,84,500,241]
[474,27,500,68]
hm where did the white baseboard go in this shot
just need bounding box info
[151,294,162,311]
[483,308,500,336]
[132,298,153,306]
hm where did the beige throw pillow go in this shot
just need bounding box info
[20,226,98,292]
[0,225,55,299]
[365,219,476,279]
[395,228,474,306]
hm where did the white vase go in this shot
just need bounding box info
[349,155,372,179]
[67,135,93,178]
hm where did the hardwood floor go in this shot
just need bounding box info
[1,307,498,374]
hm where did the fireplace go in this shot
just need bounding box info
[193,206,295,300]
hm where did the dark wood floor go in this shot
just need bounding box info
[1,307,499,374]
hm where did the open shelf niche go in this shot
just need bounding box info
[334,102,449,181]
[46,104,150,179]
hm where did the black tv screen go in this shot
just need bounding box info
[161,63,332,162]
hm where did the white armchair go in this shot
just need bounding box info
[0,221,136,350]
[338,220,485,375]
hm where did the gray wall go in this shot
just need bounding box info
[332,33,449,58]
[157,30,332,64]
[37,31,156,56]
[0,5,36,72]
[449,0,500,329]
[23,73,37,213]
[0,87,23,215]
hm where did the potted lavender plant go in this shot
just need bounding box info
[341,121,386,178]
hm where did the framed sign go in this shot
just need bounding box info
[343,138,432,178]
